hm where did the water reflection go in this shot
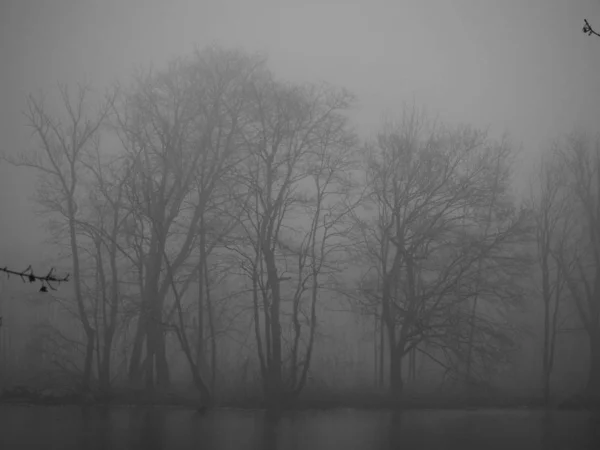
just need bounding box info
[588,411,600,449]
[388,411,404,448]
[0,406,596,450]
[138,409,166,450]
[539,410,553,450]
[260,412,280,450]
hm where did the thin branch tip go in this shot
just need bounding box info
[583,19,600,38]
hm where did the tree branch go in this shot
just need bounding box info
[0,265,70,292]
[583,19,600,38]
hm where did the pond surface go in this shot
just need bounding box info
[0,406,598,450]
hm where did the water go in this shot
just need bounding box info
[0,406,598,450]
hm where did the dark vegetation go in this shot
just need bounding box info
[1,39,600,413]
[1,384,598,411]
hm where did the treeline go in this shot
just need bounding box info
[2,45,599,409]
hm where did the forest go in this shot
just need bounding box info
[0,45,599,412]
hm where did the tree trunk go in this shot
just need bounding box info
[128,314,146,385]
[291,274,319,398]
[155,330,170,390]
[379,312,385,389]
[191,367,212,406]
[144,328,156,392]
[128,256,147,385]
[68,205,95,392]
[373,316,378,387]
[542,301,552,407]
[542,366,551,407]
[144,295,160,392]
[197,291,205,371]
[408,347,417,382]
[389,346,404,402]
[142,244,164,392]
[268,324,282,401]
[264,248,282,410]
[204,261,218,391]
[102,237,120,392]
[587,327,600,396]
[99,334,113,391]
[465,295,478,387]
[197,226,206,372]
[83,330,95,391]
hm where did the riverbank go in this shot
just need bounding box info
[1,385,598,411]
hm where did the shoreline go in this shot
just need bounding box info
[1,393,598,411]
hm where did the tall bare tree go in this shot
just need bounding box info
[114,47,264,392]
[528,149,568,406]
[225,74,359,409]
[75,148,135,391]
[353,107,530,400]
[2,84,115,391]
[549,132,600,397]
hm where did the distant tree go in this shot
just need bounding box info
[113,46,264,395]
[528,149,568,407]
[350,106,531,400]
[225,72,360,410]
[74,151,135,391]
[1,84,115,391]
[547,132,600,397]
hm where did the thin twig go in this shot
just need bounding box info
[0,265,70,292]
[583,19,600,38]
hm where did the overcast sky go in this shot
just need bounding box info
[1,0,600,265]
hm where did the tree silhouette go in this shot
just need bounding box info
[583,19,600,38]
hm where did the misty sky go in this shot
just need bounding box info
[1,0,599,266]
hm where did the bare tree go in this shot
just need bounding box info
[75,149,135,391]
[225,73,359,409]
[2,83,115,391]
[549,132,600,397]
[528,149,569,406]
[162,251,213,404]
[352,107,530,400]
[113,47,265,392]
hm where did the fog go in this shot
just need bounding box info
[3,0,600,257]
[1,1,600,448]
